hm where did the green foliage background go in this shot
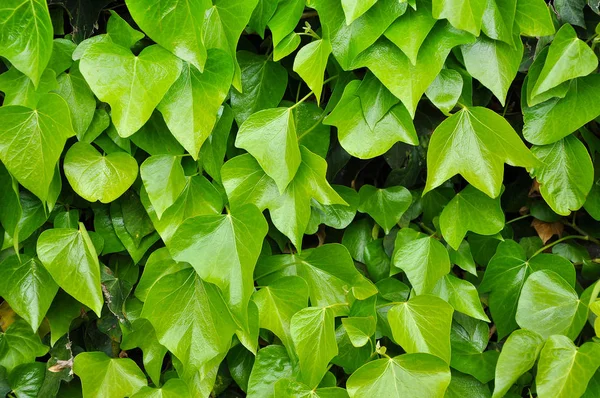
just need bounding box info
[1,0,600,397]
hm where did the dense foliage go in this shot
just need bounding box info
[1,0,600,396]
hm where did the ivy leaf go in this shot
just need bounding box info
[431,274,489,322]
[461,34,523,106]
[357,185,412,234]
[391,231,451,295]
[425,69,463,115]
[481,0,516,44]
[525,46,571,107]
[199,105,234,182]
[0,93,75,202]
[158,51,233,159]
[274,378,348,397]
[79,42,182,138]
[492,329,545,398]
[516,270,586,339]
[424,107,538,199]
[0,0,53,87]
[0,255,58,331]
[291,307,338,388]
[54,63,96,138]
[236,108,302,192]
[169,204,268,328]
[531,135,594,216]
[554,0,587,28]
[249,0,280,38]
[523,75,600,145]
[120,318,168,386]
[439,184,505,250]
[140,155,187,219]
[125,0,211,72]
[514,0,555,36]
[267,0,305,50]
[307,185,359,233]
[536,336,600,398]
[0,67,57,108]
[324,75,418,159]
[342,0,378,24]
[36,223,104,316]
[8,362,45,398]
[530,24,598,98]
[45,290,85,346]
[131,378,190,398]
[0,164,22,247]
[141,268,237,374]
[0,320,48,372]
[73,352,147,398]
[252,276,309,350]
[293,39,332,105]
[388,295,454,362]
[247,345,293,398]
[432,0,486,35]
[346,354,451,397]
[480,240,575,338]
[64,142,138,203]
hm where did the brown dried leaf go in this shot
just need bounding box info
[531,219,564,244]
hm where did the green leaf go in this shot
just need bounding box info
[554,0,587,28]
[445,370,491,398]
[79,42,182,137]
[0,93,75,202]
[0,67,57,108]
[461,34,523,106]
[141,268,237,373]
[432,0,486,35]
[492,329,544,398]
[440,184,505,250]
[531,24,598,98]
[158,50,234,159]
[0,255,58,331]
[55,63,96,138]
[291,307,338,388]
[391,231,451,295]
[536,335,600,398]
[516,270,585,339]
[120,318,168,386]
[64,142,138,203]
[274,378,349,397]
[8,362,46,398]
[252,276,309,350]
[169,204,267,327]
[388,295,454,362]
[236,107,302,192]
[432,274,489,321]
[130,112,184,156]
[346,354,451,397]
[293,39,332,105]
[531,133,594,216]
[125,0,211,72]
[342,0,378,24]
[323,74,418,159]
[514,0,555,36]
[525,46,571,107]
[0,320,48,372]
[424,107,538,199]
[358,185,412,234]
[481,0,517,44]
[247,345,293,398]
[480,239,575,338]
[131,378,190,398]
[36,223,104,316]
[0,0,53,86]
[425,69,463,115]
[140,155,187,219]
[249,0,280,38]
[45,290,85,346]
[0,164,22,245]
[73,352,147,398]
[308,185,359,233]
[267,0,304,49]
[199,105,234,182]
[523,75,600,145]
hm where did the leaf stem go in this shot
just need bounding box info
[419,222,437,236]
[289,75,339,109]
[506,214,531,224]
[561,220,600,245]
[531,235,592,258]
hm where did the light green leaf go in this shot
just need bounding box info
[391,231,451,295]
[140,155,187,219]
[169,204,268,327]
[125,0,211,72]
[481,0,516,44]
[131,378,190,398]
[249,0,280,38]
[461,34,523,106]
[199,105,234,182]
[36,223,104,316]
[79,42,182,137]
[307,185,359,233]
[358,185,412,234]
[525,46,570,107]
[64,142,138,203]
[0,255,58,331]
[531,135,594,216]
[0,67,57,108]
[425,107,538,199]
[346,354,451,397]
[516,270,584,339]
[45,290,85,346]
[252,276,309,349]
[247,345,293,398]
[291,307,338,388]
[440,184,505,250]
[0,164,21,245]
[0,93,75,202]
[73,352,147,398]
[523,75,600,145]
[267,0,304,48]
[274,378,349,397]
[54,63,96,138]
[492,329,545,398]
[121,318,168,387]
[0,320,48,372]
[514,0,555,36]
[425,69,463,115]
[293,39,332,105]
[158,50,234,159]
[536,335,600,398]
[0,0,53,86]
[130,112,184,156]
[531,24,598,98]
[432,274,489,322]
[388,295,454,362]
[432,0,486,35]
[342,0,378,24]
[236,107,302,192]
[273,32,301,61]
[8,362,45,398]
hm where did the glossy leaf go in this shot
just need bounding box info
[358,185,412,234]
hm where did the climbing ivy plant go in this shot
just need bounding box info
[1,0,600,397]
